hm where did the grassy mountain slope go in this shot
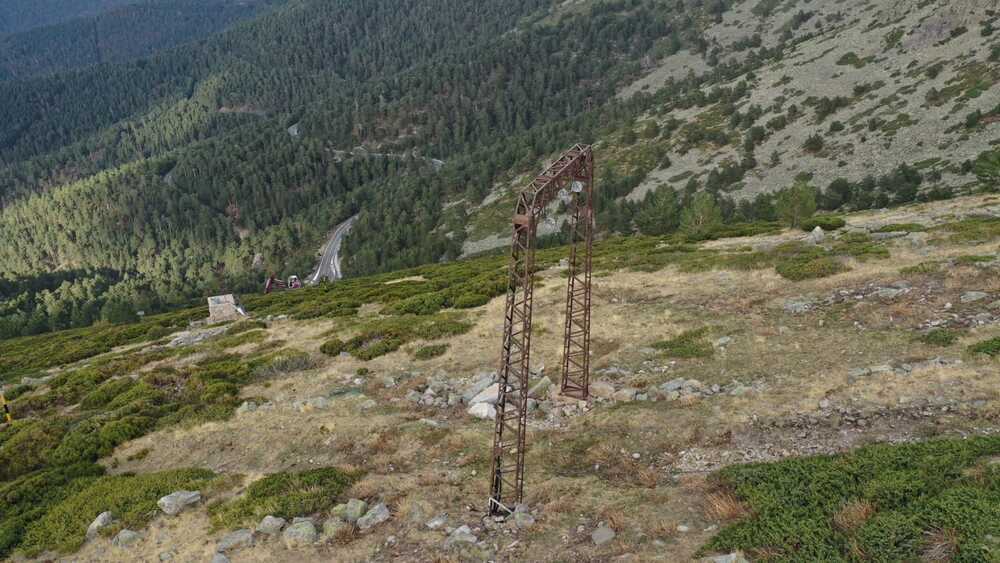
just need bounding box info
[2,193,1000,560]
[460,0,1000,255]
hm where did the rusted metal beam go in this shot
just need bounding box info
[489,145,594,516]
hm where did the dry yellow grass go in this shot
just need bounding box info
[833,499,876,533]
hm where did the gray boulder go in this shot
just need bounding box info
[282,520,318,548]
[217,529,254,552]
[462,373,495,403]
[256,515,286,535]
[357,503,390,530]
[962,291,989,304]
[871,231,908,241]
[513,511,535,529]
[426,515,448,530]
[590,380,615,399]
[591,524,615,546]
[468,402,496,420]
[212,554,230,563]
[112,529,142,548]
[807,226,825,244]
[469,383,500,405]
[157,490,201,516]
[612,387,637,402]
[344,498,368,523]
[701,552,749,563]
[445,525,478,547]
[86,511,113,540]
[528,376,553,398]
[323,517,349,538]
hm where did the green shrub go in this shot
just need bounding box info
[320,339,346,357]
[652,328,713,359]
[80,378,136,410]
[21,468,215,555]
[954,255,995,265]
[385,292,446,316]
[934,217,1000,244]
[209,467,357,530]
[969,337,1000,357]
[703,436,1000,561]
[774,255,847,281]
[854,512,921,560]
[145,325,173,340]
[801,216,846,231]
[3,384,31,401]
[0,418,68,481]
[225,319,267,335]
[876,223,927,233]
[254,351,317,377]
[919,329,959,347]
[413,344,448,360]
[900,261,941,275]
[453,293,491,308]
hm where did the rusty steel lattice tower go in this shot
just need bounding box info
[489,145,594,516]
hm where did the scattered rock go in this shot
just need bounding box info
[344,499,368,523]
[874,288,905,299]
[468,402,496,420]
[590,380,616,399]
[236,401,258,415]
[86,511,114,540]
[714,336,733,348]
[592,524,616,546]
[513,511,536,529]
[528,376,553,397]
[868,365,893,376]
[701,552,749,563]
[871,231,908,241]
[807,226,825,244]
[157,490,201,516]
[426,515,448,530]
[257,515,286,535]
[469,383,500,405]
[217,529,254,552]
[677,524,691,533]
[212,553,230,563]
[21,374,54,387]
[445,525,478,547]
[112,529,142,548]
[167,327,226,348]
[323,517,349,538]
[357,503,390,530]
[612,387,638,402]
[282,520,318,548]
[462,372,496,403]
[962,291,989,304]
[294,396,330,412]
[783,297,816,314]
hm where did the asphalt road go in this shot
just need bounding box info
[310,214,358,283]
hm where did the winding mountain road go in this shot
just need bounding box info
[310,215,358,283]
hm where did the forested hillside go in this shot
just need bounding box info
[0,0,135,34]
[0,0,728,338]
[0,0,279,80]
[1,0,998,341]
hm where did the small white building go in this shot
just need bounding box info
[207,294,247,324]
